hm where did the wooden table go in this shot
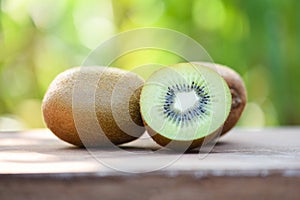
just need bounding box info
[0,128,299,199]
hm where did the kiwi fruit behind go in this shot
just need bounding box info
[42,66,145,147]
[193,62,247,135]
[140,63,232,150]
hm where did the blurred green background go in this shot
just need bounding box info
[0,0,299,131]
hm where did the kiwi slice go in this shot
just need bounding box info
[194,62,247,135]
[140,63,232,150]
[42,66,145,147]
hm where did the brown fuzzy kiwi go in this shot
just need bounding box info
[42,66,145,147]
[194,62,247,135]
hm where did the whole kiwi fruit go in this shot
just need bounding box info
[140,63,232,150]
[193,62,247,135]
[42,66,145,147]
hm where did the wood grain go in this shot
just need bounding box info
[0,128,299,199]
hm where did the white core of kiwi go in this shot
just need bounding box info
[140,63,232,141]
[173,90,200,112]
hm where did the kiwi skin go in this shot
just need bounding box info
[146,122,221,151]
[194,62,247,135]
[42,66,145,147]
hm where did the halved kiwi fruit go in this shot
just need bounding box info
[140,63,232,150]
[193,62,247,135]
[42,66,145,147]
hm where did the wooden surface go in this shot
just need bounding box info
[0,128,300,199]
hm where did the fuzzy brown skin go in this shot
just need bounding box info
[194,62,247,135]
[147,122,221,151]
[42,67,145,147]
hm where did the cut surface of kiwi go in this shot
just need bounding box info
[193,62,247,135]
[140,63,231,149]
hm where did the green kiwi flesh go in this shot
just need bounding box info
[140,63,232,150]
[42,66,145,147]
[194,62,247,135]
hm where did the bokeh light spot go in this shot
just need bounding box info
[73,0,115,49]
[193,0,225,31]
[128,0,165,25]
[239,103,265,128]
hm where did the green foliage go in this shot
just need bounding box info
[0,0,299,129]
